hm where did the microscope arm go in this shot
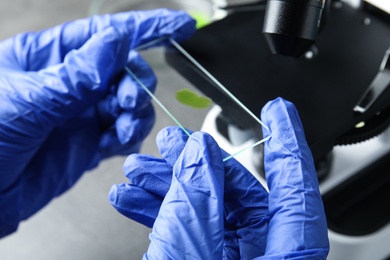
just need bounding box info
[354,49,390,113]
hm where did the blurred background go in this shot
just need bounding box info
[0,0,210,259]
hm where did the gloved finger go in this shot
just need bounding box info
[115,103,155,145]
[96,90,121,128]
[109,183,162,228]
[223,157,269,259]
[94,105,153,159]
[156,126,269,259]
[96,51,156,132]
[123,154,172,198]
[145,132,225,259]
[156,126,192,166]
[109,128,187,226]
[109,154,172,227]
[260,97,329,258]
[94,51,155,148]
[108,130,184,227]
[117,51,157,112]
[97,127,142,160]
[1,9,195,70]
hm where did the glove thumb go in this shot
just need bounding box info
[144,132,225,259]
[35,26,129,127]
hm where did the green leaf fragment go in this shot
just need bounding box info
[188,11,211,29]
[175,88,212,109]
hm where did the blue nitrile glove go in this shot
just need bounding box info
[109,97,329,259]
[0,9,196,238]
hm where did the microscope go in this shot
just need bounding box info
[165,0,390,259]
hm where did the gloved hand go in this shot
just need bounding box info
[0,9,196,238]
[109,97,329,259]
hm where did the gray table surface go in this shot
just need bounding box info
[0,1,207,259]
